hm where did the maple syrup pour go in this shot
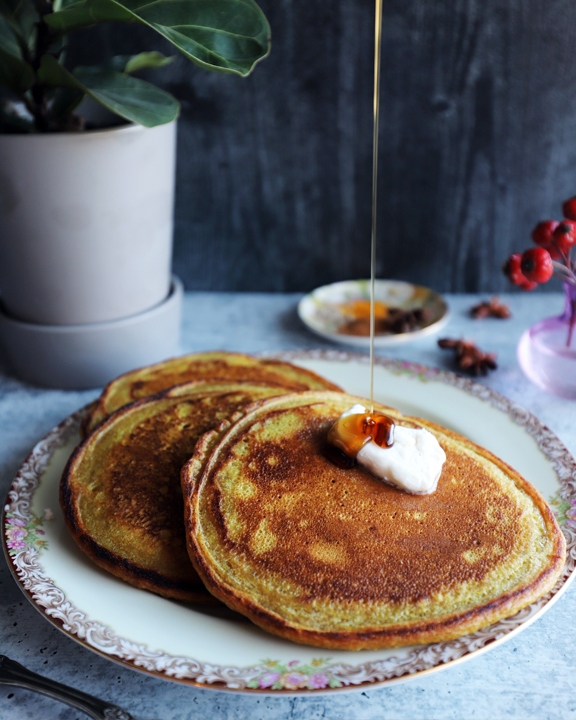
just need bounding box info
[369,0,384,413]
[326,412,395,461]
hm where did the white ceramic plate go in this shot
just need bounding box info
[298,280,450,347]
[3,352,576,695]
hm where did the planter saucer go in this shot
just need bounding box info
[0,276,183,389]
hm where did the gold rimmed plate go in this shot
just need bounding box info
[3,351,576,694]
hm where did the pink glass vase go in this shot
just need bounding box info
[517,282,576,399]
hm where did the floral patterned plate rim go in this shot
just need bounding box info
[2,351,575,695]
[297,279,450,347]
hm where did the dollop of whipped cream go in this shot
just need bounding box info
[339,405,446,495]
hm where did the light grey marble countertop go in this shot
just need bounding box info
[1,291,575,720]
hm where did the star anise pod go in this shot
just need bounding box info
[470,296,511,320]
[438,338,498,376]
[384,307,431,334]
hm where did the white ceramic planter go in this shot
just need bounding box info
[0,121,176,325]
[0,277,183,389]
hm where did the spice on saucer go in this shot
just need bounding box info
[438,338,498,376]
[337,299,388,336]
[470,297,511,320]
[384,307,431,333]
[337,302,431,337]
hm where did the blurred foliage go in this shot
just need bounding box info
[0,0,270,131]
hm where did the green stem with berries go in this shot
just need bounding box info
[551,262,576,348]
[565,281,576,348]
[504,214,576,349]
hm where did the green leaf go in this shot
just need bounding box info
[45,0,271,76]
[38,54,179,127]
[56,0,85,9]
[0,0,38,48]
[96,51,174,74]
[0,12,21,56]
[0,14,35,92]
[124,51,175,73]
[49,86,85,120]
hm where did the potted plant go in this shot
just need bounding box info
[0,0,270,387]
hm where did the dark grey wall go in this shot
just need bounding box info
[68,0,576,293]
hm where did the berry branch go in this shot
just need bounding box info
[503,197,576,348]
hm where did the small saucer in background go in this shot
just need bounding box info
[298,279,449,347]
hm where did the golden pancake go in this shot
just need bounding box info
[82,351,342,436]
[61,380,292,601]
[182,391,566,649]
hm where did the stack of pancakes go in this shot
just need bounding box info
[63,352,341,601]
[61,351,566,650]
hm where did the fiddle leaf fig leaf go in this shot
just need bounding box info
[124,51,175,74]
[73,66,180,126]
[38,54,179,127]
[49,86,85,120]
[0,13,22,56]
[0,15,35,92]
[45,0,271,76]
[55,0,84,9]
[98,51,174,74]
[0,0,38,48]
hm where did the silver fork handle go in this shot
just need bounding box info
[0,655,135,720]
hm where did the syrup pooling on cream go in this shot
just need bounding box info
[327,409,394,459]
[325,405,446,495]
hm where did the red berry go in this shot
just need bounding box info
[503,253,529,286]
[552,220,576,256]
[562,197,576,221]
[531,220,559,247]
[503,254,539,291]
[520,247,554,283]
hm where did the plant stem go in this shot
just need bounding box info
[552,260,574,280]
[567,283,576,348]
[29,0,55,131]
[551,257,576,348]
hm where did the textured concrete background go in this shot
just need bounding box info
[1,291,575,719]
[64,0,576,293]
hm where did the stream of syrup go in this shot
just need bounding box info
[324,0,390,469]
[369,0,384,413]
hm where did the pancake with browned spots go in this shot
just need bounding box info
[182,391,566,648]
[61,380,293,601]
[82,351,342,436]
